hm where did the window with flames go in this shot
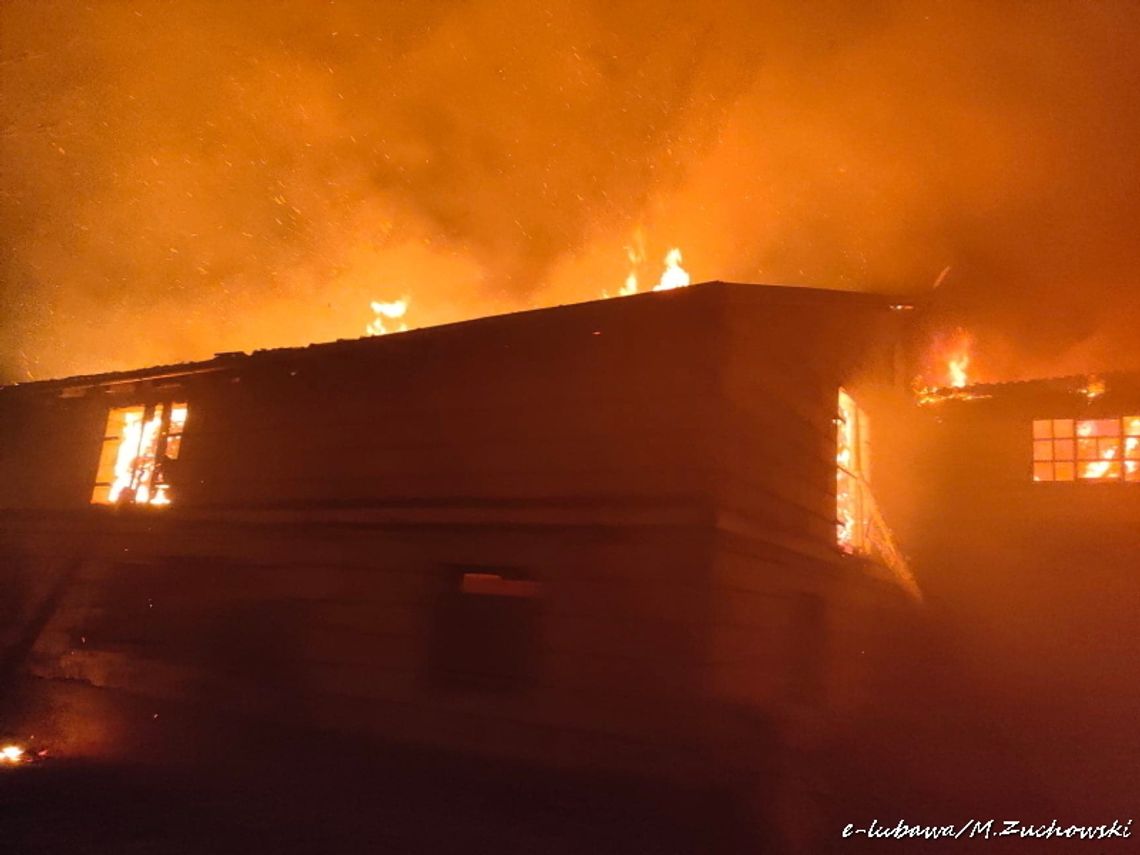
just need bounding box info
[837,389,871,553]
[1032,416,1140,482]
[91,402,188,506]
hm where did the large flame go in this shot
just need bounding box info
[914,329,984,405]
[1077,419,1140,481]
[944,332,972,388]
[653,248,691,291]
[366,298,410,336]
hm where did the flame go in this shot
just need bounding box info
[617,233,645,296]
[1079,374,1107,400]
[600,242,690,300]
[109,409,165,504]
[836,389,862,553]
[947,353,969,388]
[914,329,980,404]
[653,248,690,291]
[99,403,187,506]
[0,745,25,764]
[1075,418,1138,480]
[366,297,410,336]
[945,335,972,388]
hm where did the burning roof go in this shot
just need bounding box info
[915,372,1140,409]
[0,281,910,397]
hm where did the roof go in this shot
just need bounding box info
[1,280,908,396]
[918,371,1140,410]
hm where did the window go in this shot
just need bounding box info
[91,401,188,506]
[1033,416,1140,482]
[427,566,540,690]
[837,388,871,553]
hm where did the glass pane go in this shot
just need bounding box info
[1079,460,1121,480]
[1033,462,1054,481]
[93,439,121,488]
[103,405,145,440]
[1054,461,1075,481]
[170,403,189,431]
[1098,438,1122,459]
[1125,437,1140,460]
[1077,438,1098,460]
[1053,419,1074,439]
[1126,461,1139,482]
[1033,440,1054,461]
[1125,417,1140,437]
[1054,439,1074,460]
[164,434,182,460]
[1077,418,1120,437]
[1033,420,1052,439]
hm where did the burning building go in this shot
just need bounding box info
[0,281,920,799]
[899,370,1140,819]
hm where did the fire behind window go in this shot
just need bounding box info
[91,402,188,506]
[837,388,871,553]
[1033,416,1140,482]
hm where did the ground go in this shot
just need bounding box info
[1,734,760,854]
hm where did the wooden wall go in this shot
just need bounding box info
[2,510,731,776]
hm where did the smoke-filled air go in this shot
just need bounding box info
[3,0,1139,382]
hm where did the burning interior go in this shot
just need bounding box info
[836,388,870,554]
[90,401,188,506]
[1033,416,1140,482]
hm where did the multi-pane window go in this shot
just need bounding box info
[1033,416,1140,482]
[91,402,188,506]
[837,389,871,553]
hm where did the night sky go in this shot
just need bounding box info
[3,0,1139,383]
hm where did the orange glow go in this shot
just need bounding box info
[0,745,25,764]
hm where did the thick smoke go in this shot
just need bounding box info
[2,0,1139,382]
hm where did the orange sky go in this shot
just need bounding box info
[2,0,1139,382]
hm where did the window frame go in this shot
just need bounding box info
[91,399,189,506]
[1031,415,1140,484]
